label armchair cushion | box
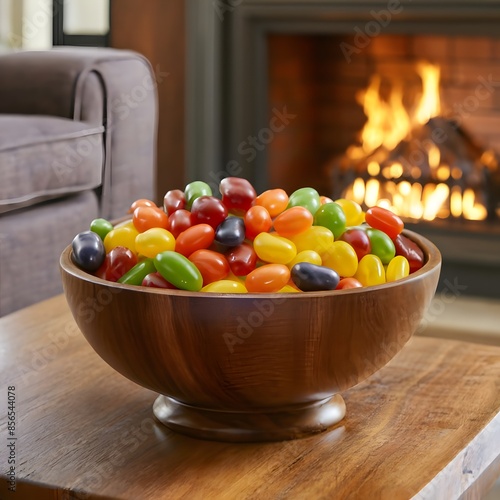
[0,116,104,213]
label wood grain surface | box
[1,295,500,499]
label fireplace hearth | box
[187,0,500,297]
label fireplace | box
[186,1,500,297]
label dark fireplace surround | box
[186,1,500,297]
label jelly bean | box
[190,196,228,229]
[226,242,258,276]
[163,189,186,215]
[72,231,106,272]
[336,277,363,290]
[253,232,296,265]
[365,206,404,240]
[313,202,346,239]
[287,187,321,215]
[289,226,334,254]
[135,228,175,258]
[142,272,177,289]
[104,225,139,254]
[291,262,340,291]
[219,177,257,214]
[355,254,385,287]
[321,241,358,277]
[184,180,212,209]
[278,284,301,293]
[175,224,215,257]
[244,205,272,240]
[320,195,334,205]
[335,199,364,226]
[104,246,138,282]
[167,209,193,238]
[214,216,246,247]
[366,228,396,264]
[254,188,289,217]
[189,249,230,285]
[245,264,291,293]
[154,251,203,291]
[339,228,371,261]
[90,218,113,241]
[133,206,169,233]
[118,258,156,286]
[287,250,322,269]
[386,255,410,282]
[201,280,247,293]
[274,206,313,238]
[394,234,424,273]
[128,198,157,213]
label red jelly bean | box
[167,209,193,238]
[394,234,425,273]
[365,206,404,240]
[190,196,228,229]
[142,272,177,288]
[104,246,137,282]
[175,224,215,257]
[163,189,186,215]
[339,229,371,261]
[219,177,256,214]
[189,249,230,285]
[226,242,257,276]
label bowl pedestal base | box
[153,394,346,442]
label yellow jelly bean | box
[135,228,175,258]
[335,198,365,226]
[355,254,385,287]
[201,280,247,293]
[253,232,296,265]
[104,225,139,254]
[322,241,358,277]
[278,284,301,293]
[289,226,334,254]
[287,250,322,269]
[386,255,410,282]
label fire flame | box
[344,62,488,221]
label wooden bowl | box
[60,229,441,442]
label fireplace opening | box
[266,33,500,297]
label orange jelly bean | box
[175,224,215,257]
[273,206,313,238]
[245,264,291,293]
[254,188,289,217]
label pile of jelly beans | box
[71,177,425,293]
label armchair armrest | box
[0,48,158,218]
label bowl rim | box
[60,228,441,299]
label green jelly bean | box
[118,258,157,286]
[154,251,203,291]
[90,218,114,241]
[366,228,396,264]
[184,181,212,209]
[313,202,346,239]
[287,187,321,215]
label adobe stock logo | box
[340,0,407,62]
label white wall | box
[64,0,109,35]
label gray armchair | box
[0,47,157,316]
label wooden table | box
[1,295,500,500]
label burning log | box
[328,63,500,222]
